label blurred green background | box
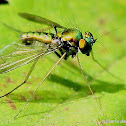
[0,0,126,125]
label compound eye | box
[79,39,86,49]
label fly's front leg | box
[53,26,58,39]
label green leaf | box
[0,0,126,125]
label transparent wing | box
[18,13,66,29]
[0,40,59,74]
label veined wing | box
[0,40,59,74]
[18,13,66,29]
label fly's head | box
[85,31,97,45]
[79,31,97,56]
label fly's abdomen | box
[20,32,53,45]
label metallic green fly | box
[0,13,120,118]
[0,13,97,93]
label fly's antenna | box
[97,26,121,39]
[91,50,123,81]
[2,22,21,33]
[94,26,122,54]
[95,40,109,54]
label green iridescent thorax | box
[61,29,83,45]
[73,29,83,41]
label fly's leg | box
[59,48,68,60]
[54,51,61,58]
[54,49,68,60]
[54,26,57,35]
[14,52,66,119]
[91,50,122,81]
[34,54,104,125]
[76,54,104,116]
[0,53,40,98]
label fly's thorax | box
[20,32,54,45]
[61,28,83,46]
[55,28,83,59]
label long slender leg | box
[54,51,61,58]
[76,54,104,116]
[91,50,122,81]
[54,26,57,35]
[14,52,66,119]
[0,53,40,98]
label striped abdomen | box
[20,32,54,45]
